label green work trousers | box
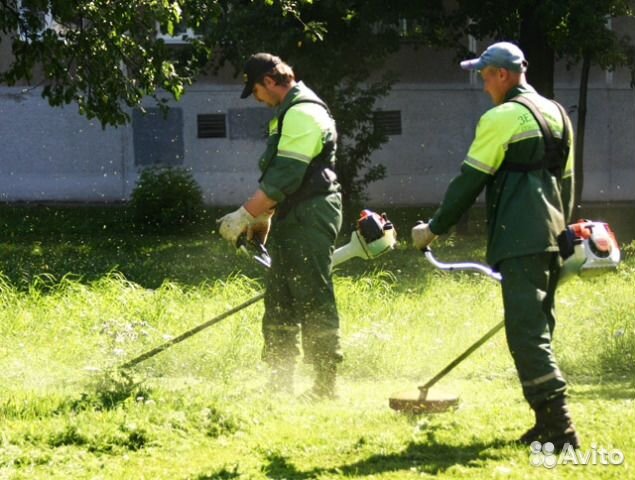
[498,252,568,408]
[262,192,343,368]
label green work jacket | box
[258,82,338,206]
[429,84,575,267]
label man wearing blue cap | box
[411,42,579,450]
[217,53,343,399]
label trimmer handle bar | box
[422,247,502,282]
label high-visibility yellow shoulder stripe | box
[463,96,573,176]
[276,105,332,163]
[464,155,497,175]
[508,129,541,144]
[463,103,520,174]
[277,150,312,163]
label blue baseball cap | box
[460,42,528,73]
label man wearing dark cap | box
[411,42,579,450]
[218,53,342,399]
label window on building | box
[228,108,273,140]
[197,114,227,138]
[133,108,185,166]
[373,110,402,136]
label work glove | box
[248,211,273,244]
[411,222,438,250]
[217,206,254,245]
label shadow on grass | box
[0,204,258,289]
[192,465,240,479]
[261,438,510,479]
[571,380,635,401]
[0,234,263,290]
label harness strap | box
[502,96,570,174]
[277,99,331,135]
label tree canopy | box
[4,0,634,127]
[1,0,218,126]
[402,1,635,98]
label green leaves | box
[130,166,205,231]
[0,0,206,127]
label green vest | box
[258,82,339,216]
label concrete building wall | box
[2,79,634,206]
[367,84,635,206]
[173,86,269,205]
[0,89,132,201]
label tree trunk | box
[519,4,555,98]
[573,53,591,218]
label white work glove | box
[411,222,438,250]
[247,211,273,245]
[217,206,254,245]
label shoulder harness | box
[276,98,332,135]
[501,95,571,174]
[267,98,340,219]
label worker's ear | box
[262,75,277,89]
[501,68,520,83]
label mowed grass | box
[0,204,634,479]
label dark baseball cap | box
[240,53,282,99]
[460,42,528,73]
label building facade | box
[1,38,634,206]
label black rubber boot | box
[314,362,337,399]
[519,409,542,444]
[300,362,337,401]
[519,395,580,451]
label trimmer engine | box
[559,220,621,282]
[331,210,397,265]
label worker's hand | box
[217,206,255,245]
[411,222,438,250]
[248,211,273,245]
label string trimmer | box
[119,210,397,370]
[389,218,621,414]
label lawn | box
[0,204,633,479]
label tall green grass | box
[1,205,633,479]
[1,236,632,396]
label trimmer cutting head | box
[389,388,459,414]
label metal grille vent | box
[197,113,227,138]
[373,110,402,136]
